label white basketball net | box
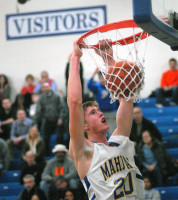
[80,26,149,103]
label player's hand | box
[72,39,83,58]
[95,39,113,57]
[94,39,115,66]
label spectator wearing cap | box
[21,74,36,111]
[40,144,78,200]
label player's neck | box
[88,132,108,145]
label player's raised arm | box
[67,40,85,159]
[112,97,133,137]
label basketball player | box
[67,39,144,200]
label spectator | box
[34,71,57,94]
[65,52,84,97]
[7,109,33,159]
[0,74,11,106]
[63,190,75,200]
[18,174,47,200]
[21,74,36,110]
[137,130,177,187]
[29,94,39,120]
[20,151,45,186]
[40,144,78,200]
[0,138,10,174]
[155,58,178,107]
[144,176,161,200]
[56,90,70,148]
[0,98,16,140]
[130,106,162,146]
[22,125,45,162]
[12,94,27,114]
[87,68,117,136]
[35,82,66,155]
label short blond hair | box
[82,101,99,115]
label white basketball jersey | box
[82,135,144,200]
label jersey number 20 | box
[114,172,134,199]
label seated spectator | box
[62,189,76,200]
[155,58,178,107]
[137,130,178,187]
[18,174,47,200]
[22,125,45,162]
[12,94,27,114]
[0,74,11,107]
[35,82,66,155]
[130,106,162,147]
[7,109,33,159]
[34,71,57,94]
[87,68,117,136]
[21,74,36,111]
[144,176,161,200]
[0,138,10,174]
[40,144,79,200]
[29,94,39,120]
[0,98,16,140]
[20,151,45,186]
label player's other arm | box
[112,97,133,137]
[67,39,86,159]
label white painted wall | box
[0,0,178,101]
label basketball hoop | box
[78,19,150,103]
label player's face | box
[84,106,109,133]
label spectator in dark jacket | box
[0,138,10,173]
[130,106,162,146]
[20,151,45,186]
[18,174,47,200]
[22,125,45,162]
[35,82,66,155]
[137,130,177,187]
[0,74,11,107]
[0,98,16,140]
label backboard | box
[132,0,178,50]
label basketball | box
[105,61,142,96]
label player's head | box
[82,101,109,138]
[98,72,105,86]
[169,58,177,70]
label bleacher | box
[136,97,178,200]
[0,97,178,200]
